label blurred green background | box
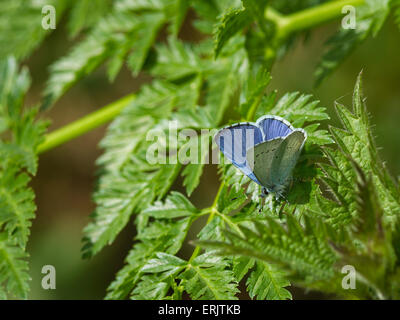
[25,13,399,299]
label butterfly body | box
[215,115,307,200]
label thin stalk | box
[188,181,225,264]
[37,94,135,154]
[266,0,365,39]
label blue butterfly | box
[214,115,307,200]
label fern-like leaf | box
[0,57,45,298]
[180,252,239,300]
[0,0,69,60]
[0,234,30,299]
[214,7,250,58]
[246,261,292,300]
[315,0,390,85]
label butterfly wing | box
[215,123,263,184]
[246,137,284,190]
[270,129,307,188]
[246,130,306,194]
[256,115,294,141]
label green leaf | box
[329,73,400,228]
[44,11,134,108]
[205,51,247,125]
[246,261,292,300]
[214,7,250,58]
[106,218,191,299]
[181,134,211,196]
[0,162,35,248]
[393,0,400,30]
[67,0,112,38]
[350,158,382,238]
[141,252,187,274]
[180,252,239,300]
[0,57,46,298]
[0,57,30,120]
[182,164,205,197]
[0,57,47,174]
[142,192,198,219]
[126,12,166,76]
[238,68,271,118]
[83,79,208,257]
[0,234,30,299]
[151,37,203,80]
[198,215,337,283]
[264,92,329,128]
[44,3,168,108]
[130,274,171,300]
[233,256,255,281]
[315,0,390,85]
[241,0,269,27]
[0,57,46,250]
[0,0,69,60]
[170,0,190,36]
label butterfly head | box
[262,183,288,201]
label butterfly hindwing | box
[270,130,307,188]
[214,123,263,185]
[246,137,284,190]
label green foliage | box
[0,57,47,298]
[214,7,250,58]
[270,0,327,14]
[82,32,246,258]
[0,0,69,61]
[179,253,239,300]
[393,0,400,29]
[213,0,395,85]
[246,261,292,300]
[315,0,391,84]
[98,78,330,300]
[0,233,30,299]
[199,74,400,299]
[67,0,113,38]
[1,0,400,300]
[44,0,186,108]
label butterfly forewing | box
[256,116,294,141]
[214,123,263,185]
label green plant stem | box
[266,0,365,39]
[188,181,225,264]
[37,94,136,154]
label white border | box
[214,115,307,147]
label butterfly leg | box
[258,187,268,212]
